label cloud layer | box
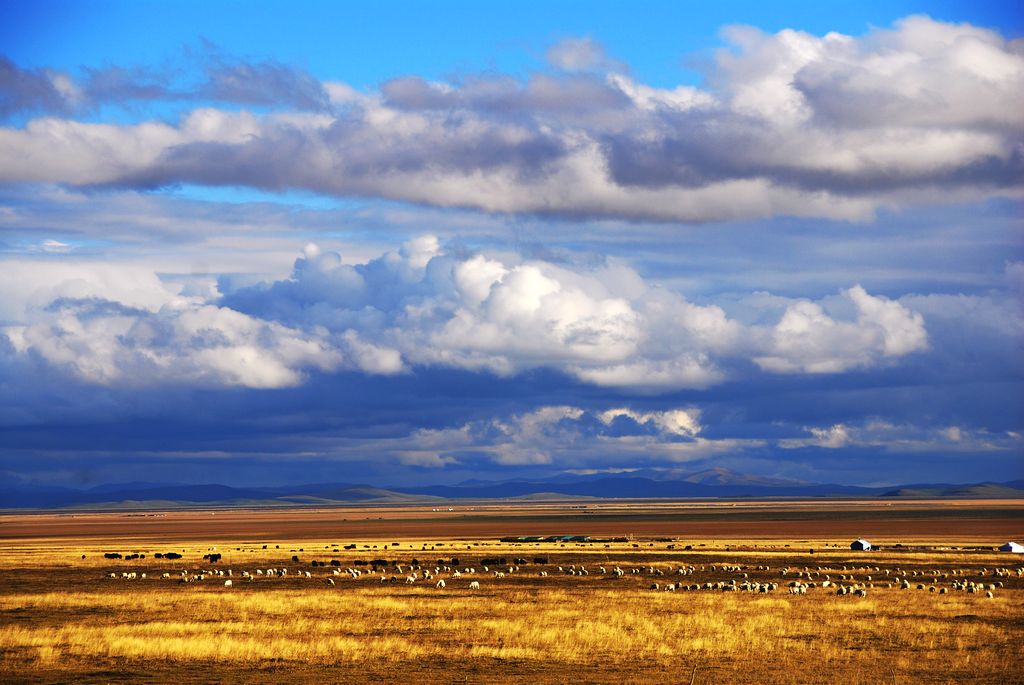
[3,238,928,392]
[2,16,1021,222]
[0,13,1021,488]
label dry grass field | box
[1,500,1022,684]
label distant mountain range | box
[2,468,1022,510]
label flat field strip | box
[1,500,1022,684]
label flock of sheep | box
[103,555,1022,600]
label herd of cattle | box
[101,552,1022,599]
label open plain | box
[1,500,1022,684]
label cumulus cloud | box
[753,285,928,373]
[0,239,932,392]
[1,16,1020,222]
[6,297,344,388]
[395,404,744,468]
[220,239,928,390]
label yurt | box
[850,539,872,551]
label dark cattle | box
[104,553,122,559]
[344,544,357,550]
[370,559,388,568]
[450,558,459,567]
[164,552,182,560]
[330,560,341,567]
[155,553,164,559]
[292,555,300,562]
[533,557,548,564]
[203,553,222,563]
[514,558,528,565]
[354,560,368,566]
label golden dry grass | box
[1,528,1022,683]
[0,497,1019,683]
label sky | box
[0,1,1021,489]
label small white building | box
[850,539,872,551]
[999,541,1023,553]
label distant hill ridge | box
[2,470,1022,510]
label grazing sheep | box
[436,579,446,589]
[224,580,232,587]
[469,581,480,590]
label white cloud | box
[396,404,741,468]
[0,16,1019,223]
[780,421,1022,453]
[598,407,701,436]
[546,37,614,72]
[0,239,933,391]
[753,285,927,374]
[12,298,343,388]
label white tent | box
[999,541,1023,553]
[850,539,872,551]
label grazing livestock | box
[436,579,446,589]
[224,580,232,587]
[469,581,480,590]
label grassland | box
[0,501,1021,684]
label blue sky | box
[0,1,1021,489]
